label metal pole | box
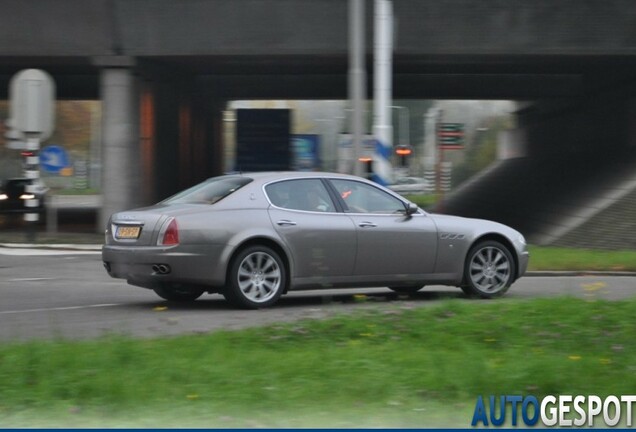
[23,134,41,242]
[89,101,101,190]
[348,0,366,177]
[46,195,57,235]
[372,0,393,185]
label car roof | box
[219,171,364,183]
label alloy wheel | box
[237,251,282,303]
[468,245,511,294]
[461,240,516,298]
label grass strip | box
[528,245,636,271]
[0,297,635,427]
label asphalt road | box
[1,248,635,341]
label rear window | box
[162,176,252,205]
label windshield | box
[161,176,252,205]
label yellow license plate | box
[115,226,141,239]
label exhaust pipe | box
[152,264,171,275]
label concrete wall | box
[1,0,635,57]
[441,85,636,244]
[0,0,112,56]
[395,0,636,55]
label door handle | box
[358,222,377,228]
[276,220,297,226]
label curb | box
[1,243,635,276]
[0,243,102,252]
[526,271,636,277]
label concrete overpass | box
[1,0,636,243]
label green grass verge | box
[1,297,635,427]
[51,188,100,196]
[528,245,636,272]
[402,193,437,209]
[403,195,636,272]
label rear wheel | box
[223,245,286,309]
[388,285,424,294]
[462,240,515,298]
[153,284,205,302]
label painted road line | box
[0,303,121,315]
[8,277,56,282]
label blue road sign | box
[291,134,320,171]
[40,145,69,173]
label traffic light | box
[395,145,412,167]
[358,156,373,179]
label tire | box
[153,284,205,302]
[462,240,515,299]
[223,245,286,309]
[388,285,424,294]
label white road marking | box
[0,303,121,315]
[8,277,56,282]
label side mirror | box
[405,202,419,216]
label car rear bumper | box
[102,244,227,288]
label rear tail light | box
[158,218,180,246]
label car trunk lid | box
[106,204,213,246]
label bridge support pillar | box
[98,66,140,232]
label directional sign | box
[438,123,465,147]
[40,145,69,173]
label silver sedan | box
[102,172,529,308]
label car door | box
[328,178,437,277]
[265,178,357,279]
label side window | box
[265,179,336,212]
[330,179,406,214]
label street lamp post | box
[348,0,366,177]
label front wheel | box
[462,240,515,298]
[153,284,205,302]
[223,245,286,309]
